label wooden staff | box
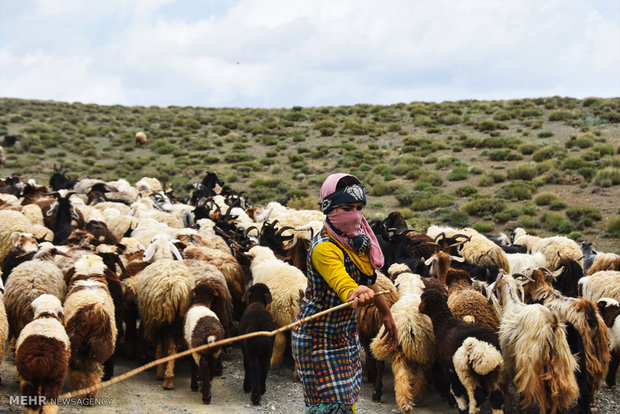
[59,290,391,399]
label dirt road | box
[1,344,618,414]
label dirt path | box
[1,344,618,414]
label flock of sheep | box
[0,170,618,414]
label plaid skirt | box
[291,327,361,406]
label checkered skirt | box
[292,229,363,406]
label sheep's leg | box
[162,338,176,390]
[489,386,504,414]
[448,371,468,414]
[190,356,199,392]
[259,353,270,396]
[392,356,415,414]
[411,367,427,405]
[365,346,377,384]
[270,332,286,369]
[40,381,61,414]
[605,349,619,388]
[372,358,385,403]
[249,354,262,405]
[199,357,212,404]
[20,380,41,412]
[155,341,165,380]
[243,349,251,393]
[103,354,114,381]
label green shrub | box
[537,131,554,138]
[521,203,539,215]
[313,120,337,136]
[455,185,478,197]
[604,216,620,237]
[448,167,469,181]
[549,200,567,210]
[498,181,537,200]
[541,212,573,233]
[566,205,602,223]
[534,192,560,205]
[518,214,541,228]
[507,164,538,180]
[372,182,391,196]
[594,168,620,187]
[462,197,506,216]
[473,223,494,233]
[548,110,575,122]
[410,193,455,211]
[519,143,539,155]
[448,211,471,227]
[533,146,563,162]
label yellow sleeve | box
[312,241,359,303]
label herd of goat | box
[0,169,618,414]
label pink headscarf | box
[320,173,384,270]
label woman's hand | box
[347,285,374,309]
[380,313,399,350]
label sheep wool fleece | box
[292,228,365,414]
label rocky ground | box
[1,343,618,414]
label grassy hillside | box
[1,96,619,252]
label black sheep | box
[238,283,275,406]
[419,289,504,414]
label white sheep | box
[137,235,193,389]
[371,264,435,413]
[511,227,542,253]
[248,245,307,369]
[531,235,583,271]
[587,253,620,275]
[578,270,620,303]
[426,225,510,271]
[0,210,35,264]
[4,243,66,341]
[506,251,548,275]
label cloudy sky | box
[1,0,619,109]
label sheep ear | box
[424,256,434,266]
[169,242,183,261]
[58,311,65,326]
[264,291,273,305]
[449,255,465,263]
[143,243,157,261]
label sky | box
[0,0,619,109]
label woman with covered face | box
[291,173,399,414]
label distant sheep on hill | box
[135,131,147,146]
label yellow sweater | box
[312,234,374,303]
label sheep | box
[419,288,504,414]
[511,227,542,252]
[1,232,39,283]
[248,245,307,369]
[135,131,147,146]
[370,264,435,413]
[135,176,162,195]
[184,280,226,404]
[427,225,510,272]
[445,267,500,334]
[137,235,193,389]
[0,278,7,385]
[581,242,599,274]
[488,273,579,413]
[182,245,234,337]
[587,253,620,275]
[4,243,66,341]
[238,283,275,406]
[356,271,399,403]
[596,298,620,388]
[63,254,117,398]
[15,294,70,414]
[531,235,583,272]
[522,267,610,412]
[578,270,620,304]
[0,210,34,264]
[505,251,547,274]
[255,201,325,239]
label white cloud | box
[0,0,618,108]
